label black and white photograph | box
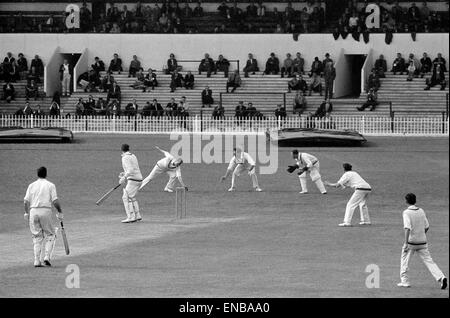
[0,0,448,309]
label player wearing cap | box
[398,193,447,289]
[288,150,327,194]
[119,144,143,223]
[324,163,371,227]
[139,146,188,193]
[221,147,262,192]
[23,166,63,267]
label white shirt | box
[228,152,256,170]
[63,64,70,75]
[402,205,429,244]
[24,178,58,209]
[295,153,318,169]
[122,152,143,180]
[337,171,371,190]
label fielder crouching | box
[221,147,262,192]
[119,144,143,223]
[288,150,327,194]
[23,166,63,267]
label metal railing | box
[219,92,287,109]
[0,114,447,136]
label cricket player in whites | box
[288,150,327,194]
[119,144,143,223]
[139,146,188,192]
[23,167,63,267]
[221,147,262,192]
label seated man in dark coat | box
[91,56,105,75]
[149,98,164,116]
[101,72,115,92]
[166,53,179,74]
[184,71,195,89]
[108,53,123,74]
[124,99,139,116]
[243,53,259,77]
[201,86,214,107]
[420,52,432,78]
[212,104,225,119]
[141,101,153,117]
[312,99,333,118]
[25,79,39,100]
[367,68,380,92]
[198,53,215,77]
[274,104,287,119]
[170,70,184,92]
[424,63,446,91]
[165,97,178,116]
[30,55,44,77]
[2,81,15,103]
[128,55,141,77]
[107,99,121,116]
[226,70,242,93]
[357,88,378,111]
[288,73,307,93]
[106,81,121,105]
[374,54,387,78]
[15,102,34,116]
[143,68,158,91]
[264,53,280,75]
[391,53,406,75]
[235,101,247,118]
[215,55,230,78]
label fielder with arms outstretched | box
[288,150,327,194]
[139,146,188,192]
[24,166,63,267]
[221,147,262,192]
[119,144,143,223]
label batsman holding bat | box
[119,144,143,223]
[287,150,327,194]
[23,167,64,267]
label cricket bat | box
[95,184,121,205]
[59,220,70,255]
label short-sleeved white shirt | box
[24,178,58,209]
[337,171,371,190]
[403,205,429,244]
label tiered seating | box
[0,79,46,113]
[61,70,375,116]
[373,72,449,115]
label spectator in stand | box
[392,53,406,75]
[94,97,107,115]
[310,55,323,76]
[184,71,195,89]
[130,68,145,90]
[312,99,333,118]
[201,86,214,108]
[246,2,258,17]
[420,52,432,78]
[141,101,152,117]
[91,57,105,75]
[218,1,229,17]
[3,52,17,82]
[128,55,141,78]
[166,53,179,74]
[425,62,446,91]
[235,101,247,119]
[274,104,287,119]
[420,2,430,20]
[226,70,242,93]
[293,90,307,115]
[293,52,305,75]
[108,99,121,116]
[34,104,44,116]
[212,104,225,119]
[408,53,422,78]
[246,102,259,118]
[257,2,266,17]
[265,53,280,75]
[357,88,378,111]
[367,68,380,92]
[193,2,204,17]
[108,53,123,74]
[30,55,44,78]
[348,12,359,32]
[15,101,34,116]
[85,95,96,114]
[216,55,230,78]
[181,2,193,18]
[106,81,121,105]
[59,59,71,97]
[406,61,416,82]
[288,73,307,94]
[2,81,15,103]
[101,71,115,92]
[165,97,178,116]
[178,96,190,117]
[26,79,39,100]
[17,53,28,80]
[374,54,387,78]
[322,54,336,100]
[243,53,259,77]
[124,98,139,117]
[170,69,184,92]
[80,1,92,32]
[49,92,61,116]
[199,53,215,78]
[309,73,323,96]
[143,68,158,91]
[75,98,86,116]
[407,2,421,27]
[281,53,294,78]
[432,53,447,72]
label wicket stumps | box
[175,187,187,219]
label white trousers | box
[29,208,56,262]
[231,164,259,189]
[144,164,180,190]
[400,244,445,284]
[122,180,141,219]
[343,189,371,224]
[62,73,71,95]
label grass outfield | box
[0,134,448,298]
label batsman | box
[287,150,327,194]
[119,144,143,223]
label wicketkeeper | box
[139,146,188,192]
[221,147,262,192]
[23,166,63,267]
[287,150,327,194]
[119,144,143,223]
